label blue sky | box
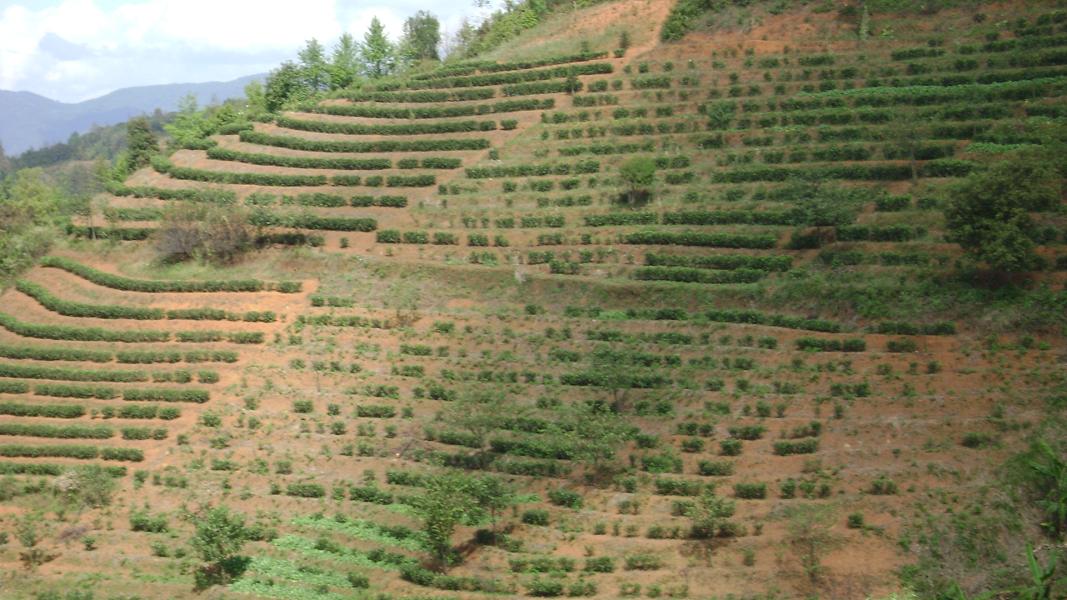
[0,0,495,103]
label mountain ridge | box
[0,74,263,156]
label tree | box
[164,94,210,148]
[687,489,735,539]
[440,387,509,452]
[414,473,479,567]
[400,11,441,61]
[192,506,248,587]
[53,466,117,510]
[298,38,329,91]
[264,61,311,112]
[330,33,361,90]
[155,203,253,264]
[561,400,632,476]
[361,17,396,78]
[944,153,1060,275]
[468,475,516,536]
[125,116,158,172]
[784,503,840,585]
[618,156,656,203]
[243,80,267,115]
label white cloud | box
[0,0,494,102]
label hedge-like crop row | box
[328,174,436,187]
[240,130,489,153]
[871,321,956,335]
[703,309,842,333]
[0,402,85,418]
[276,115,496,135]
[466,160,599,178]
[644,253,792,272]
[0,311,170,343]
[836,225,925,242]
[116,350,238,364]
[332,88,495,102]
[0,422,113,439]
[17,280,163,320]
[112,405,180,420]
[0,381,30,394]
[41,256,298,293]
[795,337,867,352]
[412,51,607,80]
[662,210,811,227]
[123,388,209,403]
[632,267,766,284]
[0,362,149,383]
[0,343,111,363]
[710,161,975,183]
[558,141,655,156]
[153,156,327,186]
[249,210,378,232]
[206,146,392,170]
[583,212,658,227]
[351,195,407,207]
[311,97,551,118]
[0,444,142,461]
[66,226,152,241]
[405,62,613,90]
[0,462,126,476]
[108,183,236,204]
[0,312,257,345]
[502,79,579,96]
[35,383,116,399]
[622,231,777,249]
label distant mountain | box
[0,74,263,156]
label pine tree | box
[125,116,158,172]
[298,38,329,91]
[329,33,360,90]
[361,17,395,78]
[400,11,441,61]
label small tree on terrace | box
[192,506,249,588]
[415,472,479,568]
[618,156,656,204]
[125,116,158,172]
[944,152,1061,278]
[688,489,735,539]
[440,387,509,453]
[784,503,840,586]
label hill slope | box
[0,1,1064,599]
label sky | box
[0,0,496,103]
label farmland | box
[0,1,1065,599]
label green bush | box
[773,438,820,455]
[0,311,170,343]
[733,482,767,499]
[152,156,326,187]
[0,343,111,363]
[311,97,551,118]
[241,129,489,152]
[207,146,391,170]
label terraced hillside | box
[2,1,1066,599]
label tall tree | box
[944,152,1060,275]
[361,17,395,78]
[400,11,441,61]
[264,61,311,112]
[164,94,209,148]
[330,33,361,90]
[414,473,479,567]
[125,116,158,172]
[298,38,329,91]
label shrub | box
[547,488,583,509]
[522,509,550,525]
[734,483,767,499]
[773,439,820,455]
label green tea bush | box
[241,129,489,152]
